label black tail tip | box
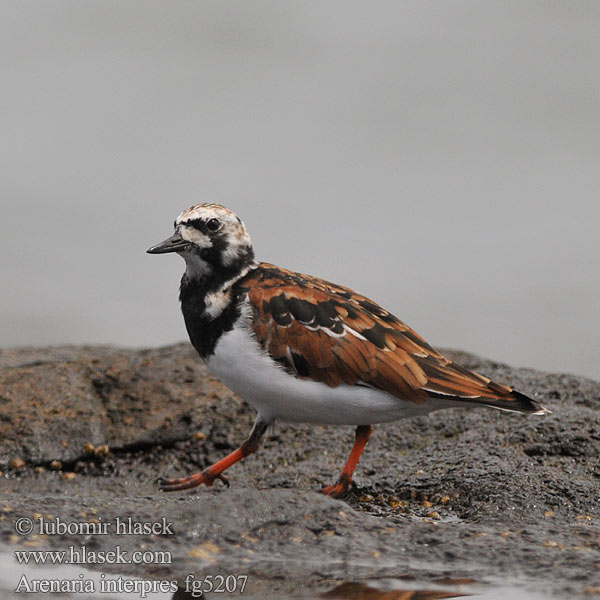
[501,390,551,415]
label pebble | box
[9,458,25,470]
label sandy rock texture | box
[0,344,598,599]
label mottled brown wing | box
[239,263,541,411]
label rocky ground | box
[0,344,598,599]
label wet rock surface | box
[0,344,598,598]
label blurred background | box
[1,2,598,380]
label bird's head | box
[147,203,255,283]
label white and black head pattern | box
[174,203,255,286]
[146,203,258,357]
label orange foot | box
[320,475,353,498]
[158,471,229,492]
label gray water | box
[1,2,599,380]
[0,546,555,599]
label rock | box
[0,344,598,599]
[0,344,241,469]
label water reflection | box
[169,575,555,600]
[321,581,465,599]
[171,581,465,600]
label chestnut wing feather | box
[239,263,529,407]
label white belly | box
[205,320,453,425]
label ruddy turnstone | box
[148,204,548,497]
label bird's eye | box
[206,218,221,232]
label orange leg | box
[159,418,270,492]
[321,425,373,498]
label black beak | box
[147,232,190,254]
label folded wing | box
[239,263,546,414]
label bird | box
[147,203,549,497]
